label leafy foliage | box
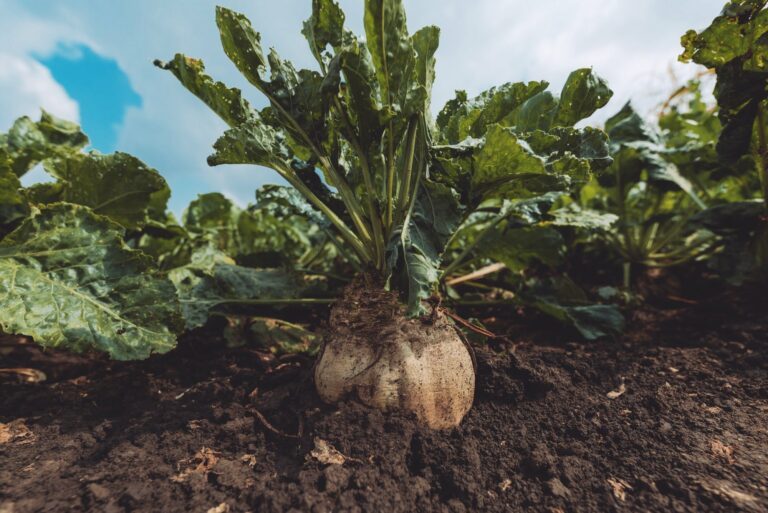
[577,100,718,286]
[680,0,768,280]
[0,115,185,359]
[159,1,616,327]
[0,204,181,360]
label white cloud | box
[0,54,80,129]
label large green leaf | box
[216,6,331,149]
[364,0,413,112]
[0,111,88,177]
[436,81,549,144]
[26,152,171,229]
[484,226,565,271]
[0,204,181,360]
[680,2,768,166]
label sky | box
[0,0,725,215]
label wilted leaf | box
[309,437,346,465]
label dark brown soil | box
[1,289,767,513]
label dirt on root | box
[0,288,767,513]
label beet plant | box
[680,0,768,280]
[157,0,613,428]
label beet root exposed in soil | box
[314,278,475,429]
[1,288,767,513]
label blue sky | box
[38,44,142,151]
[0,0,725,215]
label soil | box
[1,285,767,513]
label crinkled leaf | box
[207,118,291,168]
[154,54,256,126]
[0,111,88,177]
[303,0,346,65]
[436,81,549,144]
[216,7,331,149]
[681,3,768,166]
[255,184,329,228]
[0,204,181,359]
[28,152,171,229]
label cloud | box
[0,54,80,129]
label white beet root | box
[314,280,475,430]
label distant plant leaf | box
[224,316,318,355]
[524,276,625,340]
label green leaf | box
[224,316,318,355]
[524,276,625,340]
[0,156,29,232]
[553,68,614,127]
[472,125,548,198]
[483,226,565,271]
[207,117,291,169]
[337,39,385,149]
[364,0,413,110]
[389,180,463,315]
[170,247,308,329]
[216,7,331,148]
[154,54,257,126]
[550,205,618,230]
[0,111,88,177]
[690,199,766,235]
[27,152,171,230]
[680,2,768,70]
[0,204,181,360]
[303,0,346,65]
[436,81,549,143]
[255,184,329,228]
[215,7,269,86]
[604,104,706,207]
[680,3,768,169]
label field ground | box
[1,284,766,513]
